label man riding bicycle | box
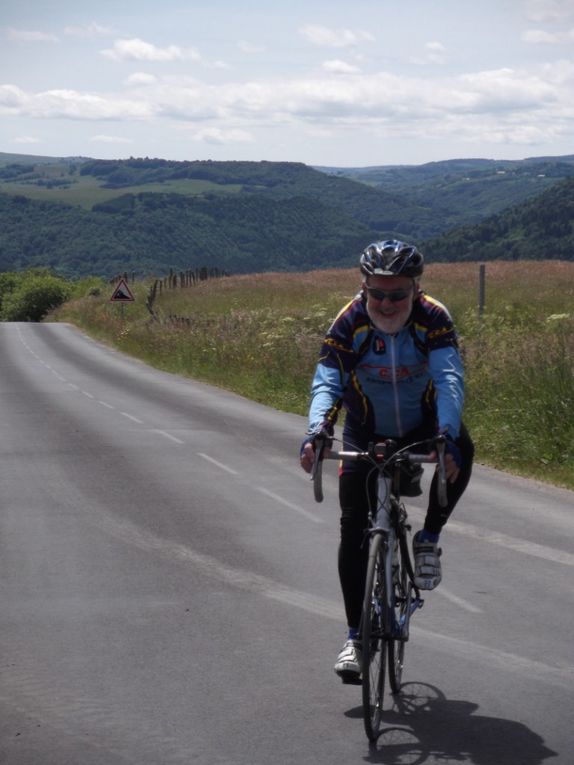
[300,240,474,682]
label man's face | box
[363,274,416,334]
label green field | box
[0,170,243,209]
[52,261,574,490]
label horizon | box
[3,148,574,171]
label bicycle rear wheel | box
[361,532,387,743]
[388,535,412,694]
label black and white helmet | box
[360,240,424,278]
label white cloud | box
[90,134,133,144]
[299,25,374,48]
[125,72,159,86]
[101,38,201,63]
[6,27,59,42]
[191,127,254,145]
[2,60,572,154]
[526,0,574,22]
[64,22,117,38]
[322,60,360,75]
[12,135,41,144]
[0,84,153,120]
[522,27,574,42]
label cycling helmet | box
[360,239,424,278]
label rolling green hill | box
[318,156,574,228]
[1,152,573,279]
[423,175,574,261]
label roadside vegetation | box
[51,261,574,490]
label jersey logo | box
[373,337,386,355]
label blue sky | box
[1,0,573,166]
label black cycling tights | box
[338,424,474,630]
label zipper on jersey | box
[389,335,403,436]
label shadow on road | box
[345,682,557,765]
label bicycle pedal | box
[340,673,362,686]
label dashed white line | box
[435,586,482,613]
[81,391,95,399]
[98,401,115,410]
[257,487,325,524]
[197,452,239,475]
[120,412,144,424]
[153,430,184,444]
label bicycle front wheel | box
[361,532,387,743]
[388,535,412,694]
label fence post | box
[478,263,486,318]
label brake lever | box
[311,436,326,503]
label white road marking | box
[197,452,239,475]
[120,412,143,424]
[98,400,115,409]
[435,586,482,613]
[257,487,325,524]
[153,430,184,444]
[92,509,574,691]
[82,391,95,399]
[447,519,574,567]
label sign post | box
[110,279,135,322]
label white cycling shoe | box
[334,639,362,683]
[413,530,442,590]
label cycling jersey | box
[307,289,464,441]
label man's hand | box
[300,441,316,474]
[300,433,332,474]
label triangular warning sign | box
[110,279,135,302]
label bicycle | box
[311,433,447,743]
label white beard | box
[366,303,409,334]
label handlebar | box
[311,435,448,508]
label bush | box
[1,273,72,321]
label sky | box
[1,0,574,167]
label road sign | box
[110,279,135,302]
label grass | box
[52,262,574,490]
[0,169,243,209]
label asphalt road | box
[1,321,572,765]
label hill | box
[1,152,573,278]
[317,156,574,228]
[423,175,574,261]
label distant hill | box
[423,175,574,261]
[0,152,573,278]
[317,156,574,229]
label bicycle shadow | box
[345,682,557,765]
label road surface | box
[1,322,572,764]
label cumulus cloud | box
[522,27,574,42]
[125,72,159,86]
[299,24,374,48]
[322,60,360,75]
[101,38,202,62]
[6,27,58,42]
[64,22,117,38]
[191,127,254,144]
[1,61,572,152]
[12,135,41,144]
[0,84,153,120]
[526,0,574,22]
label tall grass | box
[53,263,574,489]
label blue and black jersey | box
[307,290,464,442]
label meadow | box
[53,261,574,489]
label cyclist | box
[300,240,474,682]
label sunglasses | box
[365,286,413,303]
